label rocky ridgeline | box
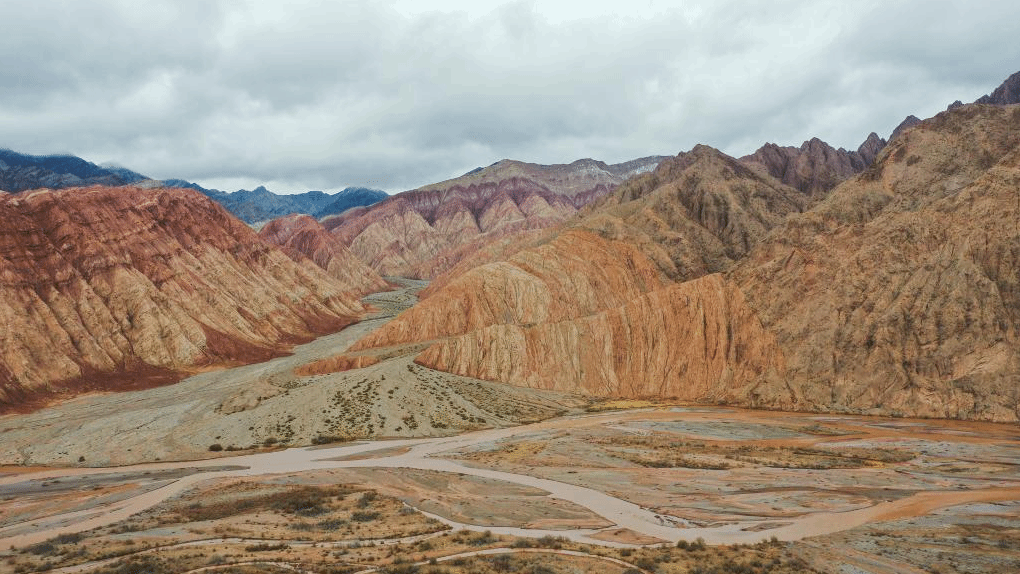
[321,156,668,279]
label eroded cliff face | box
[351,229,669,350]
[740,134,886,199]
[415,274,789,403]
[0,186,364,406]
[324,156,667,279]
[732,104,1020,421]
[258,214,388,296]
[587,145,806,279]
[350,145,803,361]
[347,105,1020,421]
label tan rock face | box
[324,156,666,279]
[587,145,806,279]
[258,214,388,296]
[355,106,1020,421]
[416,274,788,403]
[351,229,669,350]
[732,104,1020,421]
[353,145,803,369]
[0,186,364,407]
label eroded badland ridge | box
[321,156,667,278]
[349,103,1020,422]
[0,186,364,407]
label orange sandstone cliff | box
[348,105,1020,421]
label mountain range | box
[0,185,365,408]
[339,71,1020,422]
[183,183,389,224]
[1,70,1019,422]
[322,156,669,278]
[0,153,388,224]
[0,149,149,193]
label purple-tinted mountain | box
[975,71,1020,105]
[740,133,886,199]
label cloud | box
[1,0,1018,193]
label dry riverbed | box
[1,407,1019,573]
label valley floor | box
[1,406,1019,573]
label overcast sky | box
[2,0,1018,194]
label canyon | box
[1,68,1019,574]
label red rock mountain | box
[258,214,388,296]
[346,104,1020,422]
[351,144,804,354]
[740,133,886,199]
[0,186,365,407]
[732,104,1020,421]
[322,156,667,278]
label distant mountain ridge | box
[188,184,388,224]
[975,70,1020,105]
[0,149,150,192]
[0,150,388,224]
[741,133,886,199]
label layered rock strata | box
[324,156,667,278]
[352,104,1020,421]
[258,214,388,296]
[0,186,363,406]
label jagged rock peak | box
[975,70,1020,105]
[740,134,880,199]
[890,115,923,141]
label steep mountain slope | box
[417,274,786,400]
[258,214,389,296]
[349,104,1020,422]
[731,103,1020,421]
[741,134,886,199]
[350,145,804,353]
[324,156,667,278]
[0,149,149,193]
[975,71,1020,105]
[0,186,364,408]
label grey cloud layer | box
[2,0,1018,192]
